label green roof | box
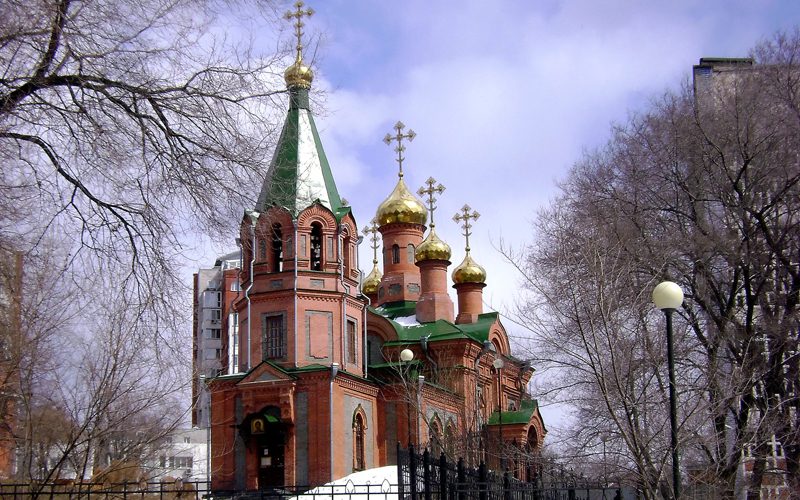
[371,304,499,344]
[256,87,346,220]
[486,399,539,426]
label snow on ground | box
[293,467,399,500]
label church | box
[204,3,546,490]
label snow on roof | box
[293,466,399,500]
[392,315,420,327]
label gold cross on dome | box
[453,204,480,250]
[383,121,416,178]
[417,177,446,227]
[284,1,314,59]
[361,218,381,264]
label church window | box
[343,236,352,274]
[407,244,415,263]
[392,244,400,264]
[429,419,442,457]
[367,334,383,365]
[310,223,322,271]
[262,314,285,360]
[444,423,456,459]
[347,319,357,364]
[353,410,367,471]
[270,224,283,272]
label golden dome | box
[362,263,382,295]
[415,227,451,262]
[376,178,428,227]
[284,54,314,89]
[452,250,486,284]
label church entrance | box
[247,406,287,488]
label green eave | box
[486,399,539,426]
[372,305,499,345]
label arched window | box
[428,419,442,457]
[353,411,367,471]
[343,235,352,274]
[270,224,282,273]
[310,223,323,271]
[407,244,415,263]
[392,244,400,264]
[444,423,456,459]
[366,334,384,365]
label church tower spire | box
[414,177,454,322]
[255,1,344,218]
[452,204,486,324]
[375,121,427,305]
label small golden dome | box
[284,54,314,89]
[376,178,428,227]
[452,250,486,284]
[362,263,382,295]
[415,227,451,262]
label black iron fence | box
[0,479,210,500]
[1,448,639,500]
[397,444,639,500]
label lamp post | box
[493,357,505,470]
[653,281,683,500]
[400,348,414,447]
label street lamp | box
[493,357,505,470]
[400,348,414,447]
[653,281,683,500]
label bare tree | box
[0,0,291,313]
[0,0,302,482]
[511,30,800,500]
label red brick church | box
[205,4,545,489]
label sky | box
[212,0,800,425]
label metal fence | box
[396,444,639,500]
[0,480,210,500]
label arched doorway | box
[245,406,287,488]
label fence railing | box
[396,443,638,500]
[0,480,210,500]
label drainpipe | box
[293,219,298,369]
[355,236,368,377]
[231,238,244,374]
[338,225,350,370]
[244,210,260,372]
[330,362,339,480]
[420,335,438,380]
[517,361,534,392]
[473,340,494,462]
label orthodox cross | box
[453,204,480,251]
[362,218,381,264]
[284,1,314,58]
[417,177,446,228]
[383,121,416,178]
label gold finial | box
[285,1,314,61]
[362,218,381,265]
[417,177,445,228]
[383,121,417,178]
[453,204,480,251]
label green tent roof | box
[256,88,348,220]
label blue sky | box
[220,0,799,424]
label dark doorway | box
[252,406,286,489]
